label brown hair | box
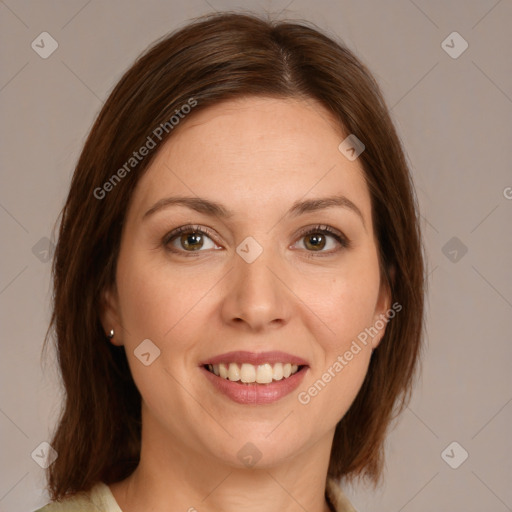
[42,10,425,501]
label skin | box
[101,96,391,512]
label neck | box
[110,407,336,512]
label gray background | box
[1,1,511,511]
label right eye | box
[163,225,222,255]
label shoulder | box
[33,482,122,512]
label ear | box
[371,265,394,350]
[99,285,124,346]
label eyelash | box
[162,224,350,258]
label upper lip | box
[199,350,309,367]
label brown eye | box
[304,233,327,251]
[179,232,205,251]
[293,225,350,254]
[164,225,220,254]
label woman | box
[36,10,425,512]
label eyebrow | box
[143,194,366,229]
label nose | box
[220,245,291,332]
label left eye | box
[296,232,337,251]
[292,226,348,253]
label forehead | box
[129,96,371,222]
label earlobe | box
[100,286,123,346]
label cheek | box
[116,247,216,345]
[116,247,174,340]
[328,279,379,349]
[296,262,379,419]
[114,251,202,406]
[295,248,382,351]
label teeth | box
[256,363,273,384]
[228,362,240,381]
[208,362,302,383]
[273,362,284,380]
[219,363,228,379]
[240,363,256,383]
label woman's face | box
[102,96,390,469]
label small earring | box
[107,329,115,339]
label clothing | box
[35,477,357,511]
[325,477,358,512]
[34,482,122,511]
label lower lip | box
[200,365,308,405]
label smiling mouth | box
[203,362,307,385]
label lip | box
[198,350,310,367]
[200,364,308,405]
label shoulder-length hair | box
[42,10,425,501]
